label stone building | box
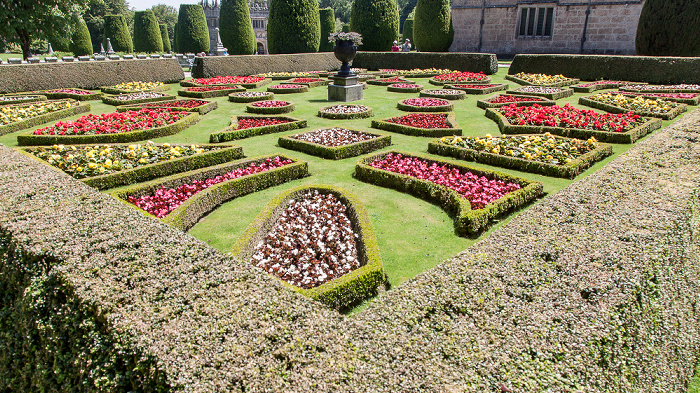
[450,0,644,56]
[200,0,269,54]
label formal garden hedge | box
[579,96,688,120]
[209,115,307,142]
[278,128,391,160]
[0,100,91,136]
[133,10,164,53]
[176,4,210,54]
[231,184,386,310]
[41,89,103,101]
[178,86,246,98]
[352,52,498,75]
[267,0,321,54]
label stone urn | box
[333,39,357,77]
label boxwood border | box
[476,94,555,109]
[100,84,170,94]
[230,184,386,311]
[571,81,641,93]
[427,135,613,179]
[41,90,103,101]
[266,84,309,94]
[0,100,91,136]
[354,150,543,235]
[0,94,47,104]
[180,78,271,89]
[17,111,199,146]
[318,105,373,120]
[619,85,700,93]
[419,89,467,100]
[110,154,309,231]
[621,92,700,106]
[371,112,462,137]
[278,128,391,160]
[228,91,274,103]
[246,101,295,114]
[116,99,219,115]
[505,74,580,87]
[367,77,413,86]
[485,108,662,144]
[101,93,174,106]
[444,83,508,95]
[505,87,574,100]
[428,76,492,86]
[578,96,688,120]
[209,115,307,142]
[284,79,330,88]
[387,83,424,93]
[397,98,454,112]
[178,86,246,98]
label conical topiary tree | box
[219,0,256,55]
[159,23,171,52]
[413,0,453,52]
[176,4,210,54]
[319,8,335,52]
[350,0,399,51]
[267,0,321,54]
[133,10,164,53]
[103,14,133,53]
[71,19,94,56]
[403,18,414,43]
[635,0,700,56]
[173,22,179,53]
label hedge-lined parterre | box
[116,99,218,115]
[619,83,700,93]
[209,115,307,142]
[367,77,413,86]
[571,80,640,93]
[444,83,508,95]
[100,81,169,94]
[285,78,330,88]
[245,100,295,114]
[428,71,491,85]
[419,89,466,100]
[579,92,687,120]
[181,75,268,87]
[476,94,555,109]
[228,91,275,103]
[371,112,461,137]
[101,92,173,106]
[42,88,104,101]
[387,83,424,93]
[506,86,575,100]
[266,84,309,94]
[397,97,454,112]
[178,85,246,98]
[0,94,47,104]
[318,104,373,119]
[279,127,391,160]
[0,99,91,136]
[621,92,700,106]
[506,72,580,87]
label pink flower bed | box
[385,113,450,129]
[433,72,488,82]
[402,98,450,107]
[577,80,627,87]
[33,108,186,136]
[45,89,93,95]
[452,84,500,89]
[236,117,291,129]
[270,84,305,89]
[487,95,545,104]
[289,78,323,83]
[192,75,265,85]
[624,92,698,99]
[185,86,242,92]
[250,100,290,108]
[390,83,421,89]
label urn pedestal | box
[328,40,363,102]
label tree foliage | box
[635,0,700,56]
[399,0,417,33]
[104,14,133,53]
[318,0,351,23]
[413,0,453,52]
[219,0,257,55]
[268,0,321,54]
[84,0,130,55]
[319,8,335,52]
[150,4,178,48]
[159,23,171,52]
[176,4,210,54]
[71,18,93,56]
[402,18,413,43]
[350,0,399,51]
[133,10,163,53]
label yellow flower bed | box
[110,81,165,92]
[0,100,78,125]
[587,92,679,114]
[513,72,572,85]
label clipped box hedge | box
[505,74,580,88]
[178,86,246,98]
[110,154,308,231]
[444,83,508,95]
[18,143,243,190]
[570,81,643,93]
[100,84,170,95]
[278,128,391,160]
[419,89,466,100]
[116,99,219,115]
[622,92,700,106]
[0,100,91,136]
[351,52,498,75]
[485,108,662,144]
[17,112,199,146]
[505,87,574,100]
[41,90,104,101]
[228,91,274,103]
[191,53,341,78]
[246,101,295,114]
[427,136,613,179]
[476,94,556,109]
[101,93,174,106]
[209,115,307,142]
[0,94,47,104]
[318,105,373,120]
[230,184,386,310]
[355,150,543,235]
[371,112,461,137]
[397,99,453,112]
[578,96,688,121]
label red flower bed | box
[376,77,405,83]
[452,84,500,89]
[289,78,323,83]
[45,89,92,95]
[192,75,265,85]
[250,100,290,108]
[497,103,648,133]
[33,108,186,136]
[369,153,520,209]
[487,95,545,104]
[402,98,450,107]
[128,156,293,218]
[434,72,488,82]
[236,117,291,130]
[140,100,208,108]
[185,86,242,92]
[385,113,450,129]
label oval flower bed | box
[279,127,390,160]
[101,81,168,94]
[485,103,662,143]
[42,89,103,101]
[621,92,700,106]
[571,80,639,93]
[228,91,274,103]
[286,77,329,88]
[505,85,574,100]
[0,94,47,104]
[181,75,269,89]
[178,85,246,98]
[397,97,453,112]
[267,84,309,94]
[231,185,385,310]
[505,72,580,87]
[102,92,172,106]
[19,108,198,146]
[246,100,295,114]
[444,83,509,95]
[355,151,543,235]
[419,89,467,100]
[371,112,461,137]
[429,71,491,85]
[476,94,554,109]
[428,133,612,179]
[117,99,218,115]
[387,83,424,93]
[209,115,307,142]
[367,77,412,86]
[318,104,373,120]
[1,99,90,136]
[580,92,687,120]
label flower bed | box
[230,185,385,310]
[111,154,308,231]
[0,94,47,104]
[285,77,329,88]
[397,97,453,112]
[209,115,307,142]
[476,94,555,109]
[428,133,612,179]
[355,151,543,235]
[428,71,491,86]
[505,72,580,87]
[505,86,574,100]
[266,84,309,94]
[619,83,700,93]
[256,72,314,80]
[318,104,373,120]
[621,92,700,106]
[246,100,295,114]
[180,75,270,89]
[101,92,173,106]
[42,89,103,101]
[0,99,90,136]
[21,141,243,190]
[228,91,274,103]
[444,83,509,95]
[419,89,466,100]
[371,112,461,137]
[579,92,687,120]
[116,99,218,115]
[394,68,454,77]
[279,127,390,160]
[100,81,168,94]
[387,83,424,93]
[571,80,640,93]
[178,85,246,98]
[367,77,412,86]
[18,108,198,146]
[485,103,662,144]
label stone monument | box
[328,36,363,102]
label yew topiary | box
[413,0,454,52]
[177,4,210,54]
[341,23,350,33]
[350,0,399,51]
[71,19,94,56]
[267,0,321,54]
[159,23,171,52]
[133,10,164,53]
[403,18,414,43]
[219,0,257,55]
[173,22,179,53]
[319,8,335,52]
[103,15,133,53]
[635,0,700,56]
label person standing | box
[401,39,411,52]
[391,40,400,52]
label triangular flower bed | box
[209,115,307,142]
[231,185,386,311]
[0,99,91,136]
[371,112,461,137]
[578,93,687,120]
[279,127,391,160]
[505,72,580,88]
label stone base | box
[328,83,363,102]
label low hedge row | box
[622,93,700,106]
[387,84,423,93]
[230,184,386,310]
[101,93,173,106]
[111,154,309,231]
[354,150,543,235]
[245,102,295,114]
[228,91,274,103]
[419,89,466,100]
[267,85,309,94]
[571,81,641,93]
[278,129,391,160]
[177,86,245,98]
[397,99,453,112]
[17,112,199,146]
[318,105,373,120]
[0,100,91,136]
[116,99,219,115]
[371,112,461,137]
[100,84,170,95]
[428,77,492,86]
[619,85,700,94]
[191,53,341,78]
[180,80,271,89]
[476,94,555,109]
[367,78,412,86]
[285,79,329,88]
[0,94,47,104]
[505,74,580,88]
[485,108,662,144]
[42,90,103,101]
[350,52,498,75]
[578,96,688,121]
[427,137,613,179]
[209,115,307,142]
[18,143,243,190]
[506,87,574,100]
[445,83,508,95]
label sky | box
[129,0,200,11]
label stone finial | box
[106,38,115,55]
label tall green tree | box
[319,8,335,52]
[268,0,321,54]
[176,4,210,53]
[635,0,700,56]
[318,0,351,23]
[0,0,90,60]
[133,10,163,53]
[350,0,399,51]
[150,4,178,47]
[71,18,94,56]
[413,0,453,52]
[103,14,133,53]
[159,23,171,52]
[84,0,130,54]
[399,0,417,33]
[219,0,256,55]
[403,18,414,43]
[173,22,179,53]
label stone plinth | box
[328,75,363,102]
